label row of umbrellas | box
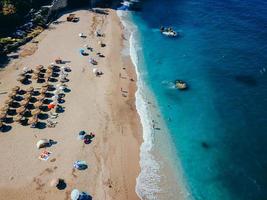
[0,63,69,128]
[0,84,56,125]
[17,65,59,84]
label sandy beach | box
[0,8,141,200]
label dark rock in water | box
[201,142,209,149]
[175,80,188,90]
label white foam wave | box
[117,10,162,200]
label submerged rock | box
[175,80,188,90]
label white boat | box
[162,31,177,37]
[160,26,178,37]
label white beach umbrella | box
[53,90,60,95]
[23,66,29,73]
[71,189,80,200]
[56,83,63,88]
[36,139,50,149]
[52,95,59,101]
[58,86,65,91]
[79,33,83,37]
[93,68,99,74]
[60,66,66,70]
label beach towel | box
[38,150,52,161]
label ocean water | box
[118,0,267,200]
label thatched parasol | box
[41,85,48,90]
[12,86,20,92]
[8,91,17,98]
[0,105,9,112]
[26,87,34,92]
[32,74,38,80]
[0,112,6,120]
[34,101,43,108]
[36,94,45,101]
[40,87,47,94]
[43,82,50,87]
[47,65,53,70]
[31,108,41,116]
[24,93,32,99]
[46,68,53,73]
[16,106,26,114]
[44,73,51,79]
[20,99,29,106]
[18,73,25,77]
[4,99,13,105]
[17,77,25,82]
[28,116,38,125]
[14,114,23,122]
[33,69,40,75]
[35,65,44,70]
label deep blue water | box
[131,0,267,199]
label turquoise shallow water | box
[120,0,267,199]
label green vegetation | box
[0,0,51,36]
[0,0,51,54]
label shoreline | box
[118,11,191,200]
[0,8,141,200]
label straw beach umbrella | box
[44,73,51,79]
[26,87,34,93]
[31,108,41,116]
[28,116,38,125]
[33,69,40,75]
[24,93,32,100]
[32,74,38,80]
[35,65,44,70]
[43,82,50,87]
[0,112,7,121]
[18,73,25,78]
[12,86,20,93]
[4,98,13,106]
[47,65,53,70]
[8,91,17,98]
[40,87,47,94]
[36,94,45,101]
[16,106,25,114]
[34,101,43,108]
[20,99,29,107]
[46,68,53,74]
[0,105,9,112]
[17,76,25,83]
[14,114,23,122]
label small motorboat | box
[160,26,178,37]
[175,80,187,90]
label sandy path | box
[0,8,141,200]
